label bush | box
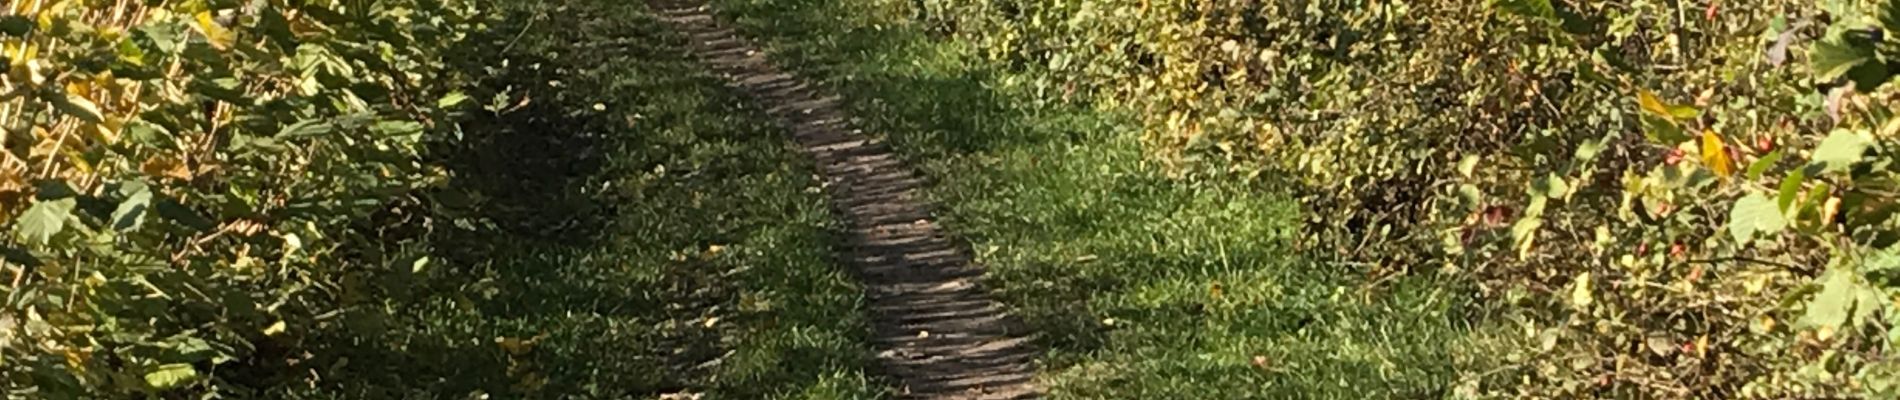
[0,0,483,396]
[899,0,1900,396]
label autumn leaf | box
[1701,130,1732,178]
[192,11,235,50]
[1638,89,1671,118]
[141,156,191,180]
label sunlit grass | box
[708,0,1491,397]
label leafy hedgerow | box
[0,0,484,396]
[890,0,1900,396]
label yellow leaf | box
[1638,89,1672,119]
[62,146,92,173]
[1571,272,1594,308]
[90,117,122,144]
[1702,130,1732,178]
[263,321,287,336]
[192,11,234,50]
[1824,196,1843,224]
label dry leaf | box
[141,156,191,180]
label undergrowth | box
[279,1,885,398]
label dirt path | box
[647,2,1041,399]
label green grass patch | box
[707,0,1494,397]
[283,1,884,398]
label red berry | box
[1484,205,1511,226]
[1665,148,1685,165]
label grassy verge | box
[707,0,1494,397]
[285,1,884,398]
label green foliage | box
[264,0,886,397]
[0,0,485,396]
[709,0,1484,397]
[1728,193,1786,244]
[735,0,1900,396]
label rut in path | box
[647,2,1042,399]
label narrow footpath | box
[647,2,1043,399]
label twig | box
[498,13,540,55]
[1681,256,1799,270]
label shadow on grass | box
[269,1,886,398]
[705,0,1483,397]
[274,4,721,398]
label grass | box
[706,0,1494,397]
[278,0,885,398]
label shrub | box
[900,0,1900,396]
[0,0,482,396]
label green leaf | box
[114,37,146,66]
[1729,193,1787,244]
[0,243,40,268]
[1544,173,1569,199]
[1457,184,1484,211]
[1779,168,1807,212]
[1748,150,1784,180]
[112,182,152,231]
[1574,139,1605,164]
[1883,0,1900,35]
[1800,266,1856,331]
[1846,59,1893,92]
[125,119,175,149]
[1641,114,1689,143]
[1570,271,1593,308]
[0,16,31,36]
[54,94,104,124]
[136,23,187,54]
[191,77,247,104]
[276,119,334,139]
[438,91,469,108]
[371,120,423,137]
[1813,36,1879,82]
[143,363,198,390]
[1513,217,1543,258]
[155,198,215,232]
[230,135,287,154]
[1668,104,1700,120]
[1813,129,1870,173]
[14,199,75,246]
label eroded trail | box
[646,2,1042,399]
